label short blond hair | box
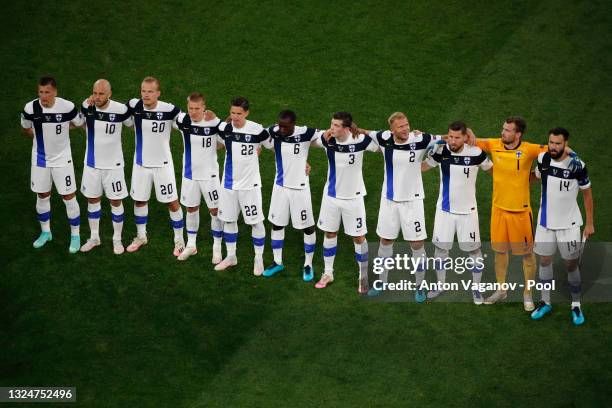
[388,112,407,126]
[142,76,160,91]
[187,92,205,104]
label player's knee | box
[109,199,122,207]
[187,206,199,213]
[539,256,553,266]
[168,200,180,211]
[135,200,147,207]
[565,259,578,272]
[271,224,284,231]
[353,235,365,244]
[380,238,394,246]
[303,226,315,235]
[62,192,76,201]
[252,222,265,236]
[38,192,51,199]
[410,240,424,250]
[88,197,102,204]
[209,208,218,216]
[434,247,449,259]
[325,231,337,239]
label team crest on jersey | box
[109,113,116,121]
[563,169,570,178]
[156,112,163,120]
[464,157,471,165]
[145,112,152,118]
[245,135,252,142]
[516,151,522,158]
[409,143,416,150]
[55,114,62,122]
[294,135,301,143]
[204,128,210,135]
[349,145,356,153]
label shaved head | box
[93,78,111,92]
[92,78,112,108]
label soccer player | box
[21,76,84,253]
[125,77,184,255]
[423,121,492,304]
[358,112,443,302]
[174,92,223,262]
[79,79,133,254]
[530,128,594,325]
[214,97,269,275]
[469,116,581,311]
[314,112,378,293]
[260,110,320,281]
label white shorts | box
[31,164,77,195]
[217,187,264,225]
[130,162,178,203]
[268,184,315,229]
[180,177,221,209]
[534,224,582,260]
[317,194,367,237]
[432,209,481,252]
[80,166,128,200]
[376,197,427,241]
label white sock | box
[211,214,223,247]
[271,228,285,265]
[87,202,101,240]
[377,242,393,284]
[303,231,316,267]
[36,196,51,232]
[252,222,265,257]
[111,203,124,241]
[64,197,80,236]
[224,222,238,258]
[434,247,449,285]
[538,263,553,304]
[186,210,199,247]
[323,236,338,277]
[412,246,427,290]
[169,208,184,241]
[134,204,148,238]
[354,240,369,280]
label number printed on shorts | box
[151,122,165,133]
[208,190,218,201]
[301,209,307,221]
[469,231,476,241]
[160,183,173,195]
[241,144,254,155]
[65,175,72,187]
[244,205,258,217]
[111,180,122,193]
[356,217,363,228]
[414,221,422,233]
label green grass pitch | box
[1,1,611,406]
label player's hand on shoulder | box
[204,110,217,121]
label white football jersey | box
[21,97,84,167]
[535,152,590,230]
[371,130,441,202]
[426,144,492,214]
[263,125,321,189]
[313,133,378,199]
[218,120,269,190]
[82,99,133,169]
[173,112,221,181]
[128,98,180,167]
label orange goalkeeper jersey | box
[477,138,546,212]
